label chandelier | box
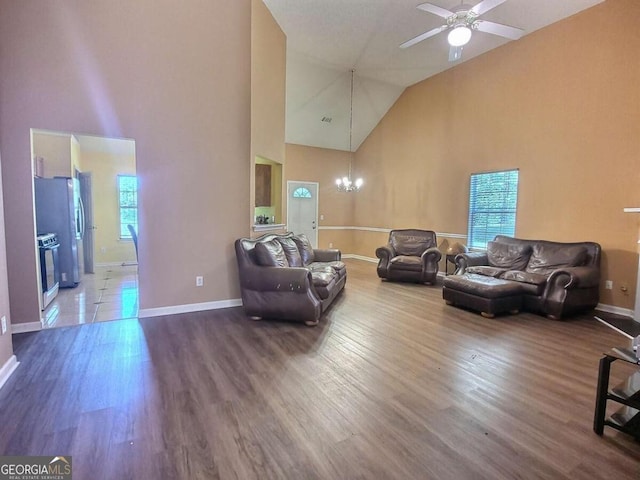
[336,69,363,192]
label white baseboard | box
[95,262,138,267]
[595,303,635,319]
[594,316,634,340]
[319,226,468,240]
[342,254,377,263]
[138,298,243,318]
[343,255,451,276]
[0,355,19,391]
[11,321,43,334]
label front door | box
[287,181,318,248]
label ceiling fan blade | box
[416,3,455,19]
[400,25,448,49]
[471,0,508,16]
[449,45,463,62]
[476,20,524,40]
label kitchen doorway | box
[31,129,139,328]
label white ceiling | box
[263,0,604,151]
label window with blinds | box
[467,169,519,249]
[118,175,138,239]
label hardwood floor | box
[1,259,639,479]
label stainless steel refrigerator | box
[34,177,85,287]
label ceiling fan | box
[400,0,524,62]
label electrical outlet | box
[329,242,333,248]
[320,214,324,221]
[1,316,6,335]
[605,280,613,290]
[196,276,204,287]
[100,247,107,254]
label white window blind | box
[467,169,519,249]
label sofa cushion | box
[310,269,335,286]
[466,266,509,278]
[277,237,303,267]
[525,244,587,275]
[254,239,289,267]
[389,255,423,271]
[310,270,336,300]
[502,270,548,285]
[502,270,548,295]
[293,234,315,266]
[487,241,532,270]
[391,234,432,257]
[312,261,347,279]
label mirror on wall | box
[31,129,138,328]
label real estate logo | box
[0,456,72,480]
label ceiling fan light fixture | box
[447,25,472,47]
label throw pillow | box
[292,234,315,266]
[525,243,587,275]
[486,241,532,270]
[277,237,303,267]
[254,239,289,267]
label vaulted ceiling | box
[263,0,604,151]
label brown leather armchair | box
[376,229,441,284]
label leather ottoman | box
[443,274,523,318]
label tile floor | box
[42,265,138,329]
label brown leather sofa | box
[444,235,601,319]
[376,229,441,284]
[234,232,346,326]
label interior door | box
[79,172,95,274]
[287,181,318,247]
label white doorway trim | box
[287,181,319,248]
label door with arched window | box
[287,181,318,247]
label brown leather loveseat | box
[376,229,441,284]
[444,235,601,319]
[235,232,346,326]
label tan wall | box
[250,0,286,228]
[271,161,283,223]
[32,132,73,178]
[0,0,251,325]
[0,151,14,369]
[353,0,640,309]
[285,143,356,250]
[80,150,137,265]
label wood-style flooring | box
[1,259,639,479]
